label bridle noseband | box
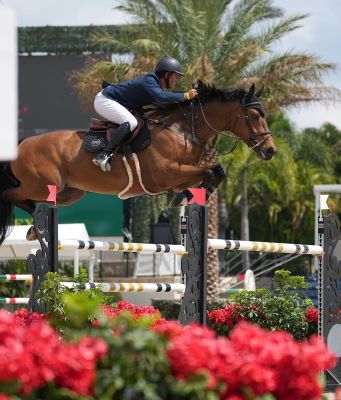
[240,99,272,150]
[196,95,273,151]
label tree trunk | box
[240,169,250,270]
[131,194,168,243]
[200,147,219,301]
[218,193,229,266]
[207,189,219,301]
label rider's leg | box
[92,92,137,172]
[93,122,132,171]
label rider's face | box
[168,72,180,90]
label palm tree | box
[70,0,339,301]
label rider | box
[92,56,198,172]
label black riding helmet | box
[155,57,184,76]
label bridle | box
[141,92,272,155]
[196,95,273,152]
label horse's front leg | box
[201,165,226,201]
[169,164,226,207]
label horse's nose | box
[267,146,276,156]
[262,146,276,160]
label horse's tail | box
[0,162,15,245]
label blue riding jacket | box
[102,72,185,109]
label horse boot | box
[92,122,131,172]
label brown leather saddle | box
[84,114,150,156]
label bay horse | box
[0,82,276,245]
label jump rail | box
[0,298,29,304]
[61,282,186,293]
[27,204,207,325]
[59,240,186,254]
[0,274,33,281]
[19,203,341,383]
[208,239,323,255]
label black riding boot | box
[92,122,131,172]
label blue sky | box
[4,0,341,131]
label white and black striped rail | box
[58,240,186,254]
[208,239,323,255]
[61,282,186,293]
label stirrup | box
[92,153,112,172]
[99,154,112,172]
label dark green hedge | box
[18,25,141,55]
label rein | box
[141,94,272,155]
[197,95,272,152]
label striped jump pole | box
[0,298,29,304]
[58,240,186,255]
[61,282,186,293]
[208,239,323,256]
[0,274,33,281]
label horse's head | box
[195,81,276,160]
[234,83,276,160]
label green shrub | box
[209,270,316,341]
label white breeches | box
[94,92,138,131]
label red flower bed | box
[14,308,45,327]
[101,300,162,320]
[0,310,107,396]
[208,304,246,328]
[157,320,335,400]
[1,302,334,399]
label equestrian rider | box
[92,56,198,172]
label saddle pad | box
[84,121,151,154]
[84,130,107,153]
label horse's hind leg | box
[1,186,38,240]
[26,188,85,241]
[27,188,85,240]
[1,187,36,214]
[56,187,85,205]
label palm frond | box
[69,59,131,109]
[216,0,272,66]
[246,52,341,110]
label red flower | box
[305,308,318,325]
[208,304,245,328]
[152,320,183,339]
[0,310,107,396]
[166,320,336,399]
[100,301,162,321]
[14,308,45,327]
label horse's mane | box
[196,82,247,103]
[145,82,248,118]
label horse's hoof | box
[169,190,194,207]
[169,193,187,208]
[26,226,37,241]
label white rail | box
[208,239,323,256]
[61,282,186,293]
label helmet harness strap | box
[164,72,170,89]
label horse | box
[0,82,276,245]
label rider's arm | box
[144,74,186,103]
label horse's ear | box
[245,83,256,102]
[195,79,203,89]
[255,85,264,98]
[248,83,255,96]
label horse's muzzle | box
[260,145,276,160]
